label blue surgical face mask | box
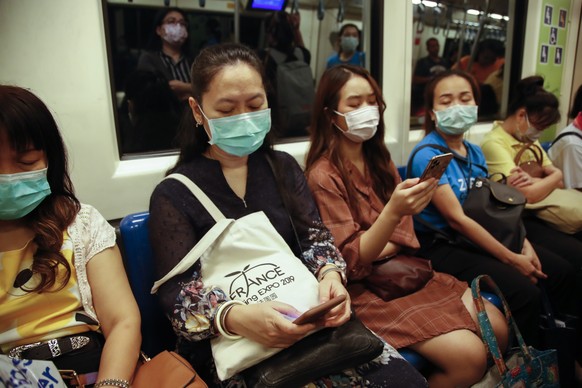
[0,168,51,220]
[433,105,478,135]
[200,108,271,157]
[340,36,359,52]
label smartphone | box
[419,153,453,182]
[292,295,347,325]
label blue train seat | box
[397,165,406,181]
[119,211,176,357]
[118,211,502,371]
[541,141,552,152]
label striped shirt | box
[159,51,191,83]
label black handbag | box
[408,144,527,253]
[461,175,526,253]
[243,316,384,387]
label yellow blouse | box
[0,232,99,352]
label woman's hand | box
[317,272,351,328]
[509,239,547,283]
[225,302,317,348]
[384,177,438,218]
[508,167,534,188]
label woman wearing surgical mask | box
[408,70,578,351]
[326,24,365,69]
[481,77,582,372]
[149,44,427,386]
[137,7,192,101]
[0,86,141,387]
[306,65,508,387]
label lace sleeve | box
[80,204,116,262]
[149,188,226,342]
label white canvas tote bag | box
[152,174,320,380]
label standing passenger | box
[407,70,576,347]
[305,64,507,387]
[0,85,141,387]
[326,24,365,69]
[137,7,193,101]
[148,43,427,387]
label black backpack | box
[268,48,315,136]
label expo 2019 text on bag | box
[151,173,319,380]
[470,275,559,388]
[151,173,383,383]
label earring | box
[195,121,201,128]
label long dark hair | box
[0,85,80,293]
[507,76,560,129]
[266,11,296,56]
[305,64,395,210]
[423,69,481,134]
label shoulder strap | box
[165,173,225,221]
[550,131,582,147]
[151,217,233,293]
[265,153,302,254]
[514,143,543,165]
[406,143,488,178]
[151,174,233,293]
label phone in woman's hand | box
[292,295,347,325]
[419,153,453,182]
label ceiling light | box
[490,13,503,20]
[412,0,421,4]
[467,9,481,15]
[422,1,438,7]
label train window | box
[103,0,374,157]
[409,0,524,129]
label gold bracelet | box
[94,378,130,388]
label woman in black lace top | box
[149,43,427,387]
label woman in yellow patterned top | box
[0,85,141,388]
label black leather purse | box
[408,144,527,253]
[461,176,526,252]
[243,316,384,387]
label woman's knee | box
[413,331,487,385]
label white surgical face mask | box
[333,105,380,143]
[517,114,543,143]
[162,23,187,44]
